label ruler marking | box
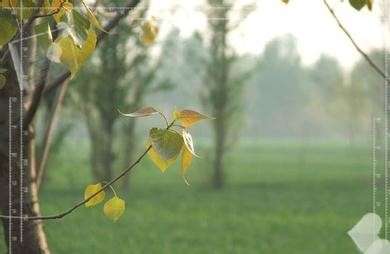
[8,98,12,254]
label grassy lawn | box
[1,141,373,253]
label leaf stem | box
[158,111,169,127]
[102,182,118,197]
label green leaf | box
[0,74,6,89]
[104,197,125,222]
[72,10,90,46]
[35,20,53,51]
[349,0,366,10]
[0,10,17,48]
[0,68,7,74]
[149,128,183,161]
[84,183,105,207]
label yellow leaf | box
[52,0,73,23]
[181,145,193,182]
[282,0,289,4]
[104,197,125,222]
[55,28,97,76]
[84,183,105,207]
[175,109,214,127]
[81,0,106,32]
[0,74,6,89]
[146,139,177,172]
[141,19,159,46]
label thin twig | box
[323,0,389,82]
[0,145,152,221]
[0,118,176,221]
[36,80,70,191]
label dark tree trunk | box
[122,121,136,191]
[212,108,226,189]
[0,66,50,253]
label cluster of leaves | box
[84,183,125,222]
[0,0,160,86]
[282,0,373,11]
[121,107,213,183]
[83,107,213,222]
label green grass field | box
[2,141,375,253]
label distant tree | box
[310,54,372,145]
[202,0,254,189]
[71,8,170,188]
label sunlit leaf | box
[180,145,192,184]
[84,183,105,207]
[146,139,177,172]
[182,129,198,157]
[53,0,73,23]
[119,106,159,117]
[175,109,214,127]
[149,128,183,160]
[103,197,125,222]
[141,18,159,46]
[55,28,97,76]
[0,74,6,89]
[0,10,17,48]
[81,0,106,32]
[349,0,366,10]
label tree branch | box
[23,58,51,128]
[24,0,142,126]
[323,0,389,82]
[36,80,70,191]
[43,0,142,96]
[0,145,152,221]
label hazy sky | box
[149,0,388,70]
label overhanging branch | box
[25,0,142,126]
[323,0,389,82]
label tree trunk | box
[122,121,136,191]
[0,68,50,253]
[212,114,225,189]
